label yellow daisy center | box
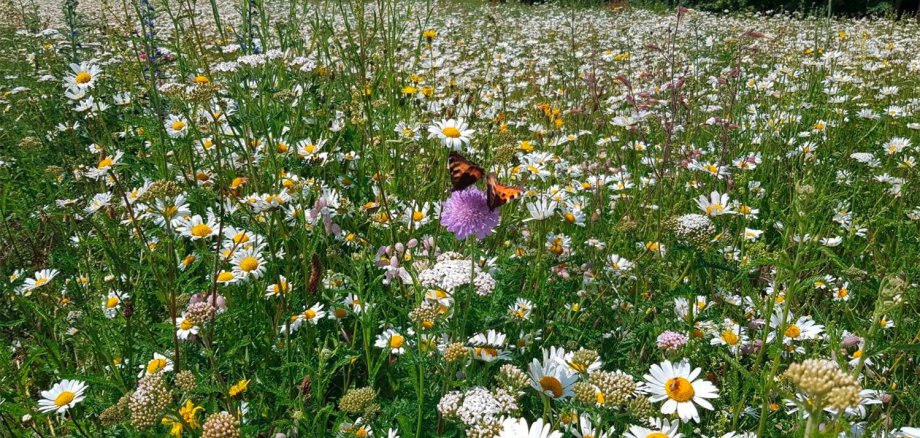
[75,72,92,84]
[232,232,249,244]
[147,358,167,374]
[442,126,461,138]
[646,433,670,438]
[784,324,802,339]
[389,335,405,349]
[304,309,317,319]
[664,377,695,402]
[721,330,739,345]
[34,278,49,287]
[180,319,194,330]
[54,391,75,407]
[217,271,235,282]
[97,157,113,169]
[171,120,186,131]
[475,347,499,358]
[239,256,259,272]
[105,297,120,308]
[190,223,212,237]
[539,375,564,398]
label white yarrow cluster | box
[438,387,517,430]
[672,213,714,244]
[419,252,496,296]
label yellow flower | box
[229,379,250,397]
[179,400,204,428]
[162,400,204,437]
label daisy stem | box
[415,357,424,438]
[541,393,553,425]
[69,410,91,438]
[757,208,805,436]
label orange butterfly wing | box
[486,173,524,211]
[448,152,485,191]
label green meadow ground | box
[1,1,920,437]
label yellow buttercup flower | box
[229,379,250,397]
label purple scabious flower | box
[440,187,499,241]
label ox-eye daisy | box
[643,359,719,423]
[232,248,266,279]
[768,311,824,345]
[102,291,127,318]
[165,114,189,138]
[696,191,733,216]
[266,275,293,297]
[140,353,174,377]
[468,330,510,362]
[376,328,409,355]
[428,118,474,150]
[38,379,88,414]
[176,214,218,240]
[175,314,200,340]
[498,417,562,438]
[66,62,101,88]
[624,418,682,438]
[529,354,577,400]
[19,269,60,294]
[286,303,327,333]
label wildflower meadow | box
[2,0,920,437]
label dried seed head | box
[186,302,217,325]
[201,411,241,438]
[129,373,171,428]
[589,370,636,407]
[338,387,378,418]
[627,395,655,419]
[175,370,197,392]
[783,358,862,411]
[444,342,470,364]
[570,349,599,373]
[497,364,529,392]
[573,381,599,405]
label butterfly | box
[486,173,524,211]
[448,151,485,191]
